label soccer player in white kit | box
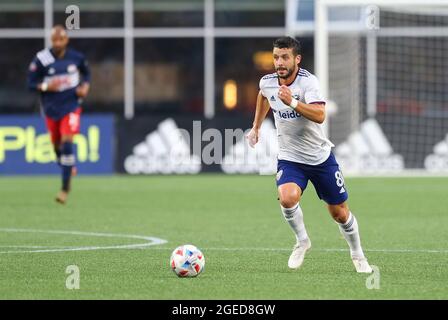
[247,37,372,273]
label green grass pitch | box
[0,175,447,299]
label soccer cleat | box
[352,257,373,273]
[288,239,311,269]
[55,190,68,205]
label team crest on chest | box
[67,64,77,73]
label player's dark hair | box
[273,36,302,56]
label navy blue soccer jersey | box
[27,48,90,120]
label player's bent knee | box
[278,184,301,208]
[280,197,299,208]
[328,202,349,223]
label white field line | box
[0,228,446,254]
[0,228,167,254]
[0,245,73,249]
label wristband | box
[289,98,298,110]
[41,82,48,92]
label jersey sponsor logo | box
[277,109,301,119]
[68,64,77,73]
[43,73,80,92]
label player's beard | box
[52,46,67,58]
[276,66,295,79]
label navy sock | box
[60,142,75,192]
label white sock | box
[337,212,365,258]
[280,203,309,243]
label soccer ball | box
[170,244,205,277]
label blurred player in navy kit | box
[27,25,90,204]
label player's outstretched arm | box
[247,90,270,147]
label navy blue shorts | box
[276,152,348,205]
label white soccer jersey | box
[259,68,334,165]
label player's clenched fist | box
[278,85,293,105]
[246,127,259,148]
